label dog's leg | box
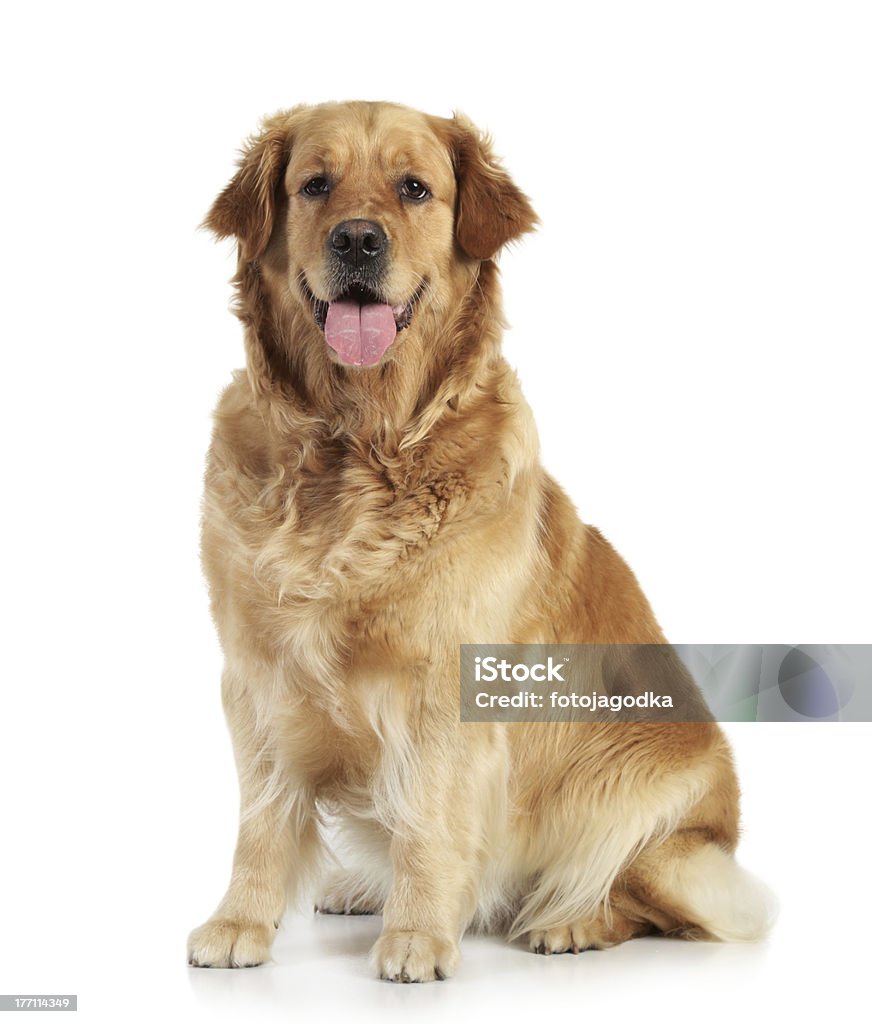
[371,722,506,982]
[372,830,465,981]
[187,671,320,968]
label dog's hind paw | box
[314,870,384,916]
[528,912,651,954]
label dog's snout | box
[329,219,387,267]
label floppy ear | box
[447,114,539,260]
[204,112,295,261]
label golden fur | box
[187,101,773,982]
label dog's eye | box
[302,176,330,197]
[400,179,430,201]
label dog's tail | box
[667,843,777,942]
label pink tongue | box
[324,300,397,366]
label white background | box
[1,1,870,1021]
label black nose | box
[329,219,387,267]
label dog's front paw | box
[187,918,274,968]
[371,929,458,982]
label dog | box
[187,101,773,982]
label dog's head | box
[206,102,537,370]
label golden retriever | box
[187,101,772,982]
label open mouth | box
[303,280,425,367]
